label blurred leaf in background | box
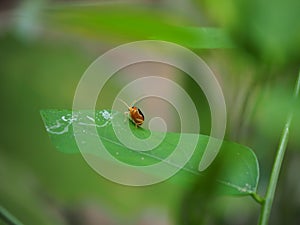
[43,3,234,48]
[199,0,300,66]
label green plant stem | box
[258,71,300,225]
[251,192,265,204]
[0,206,24,225]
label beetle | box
[118,99,144,127]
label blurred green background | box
[0,0,300,225]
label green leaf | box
[40,109,259,196]
[43,5,234,49]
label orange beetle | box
[119,99,144,127]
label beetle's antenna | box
[130,99,137,106]
[118,98,130,109]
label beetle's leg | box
[123,111,129,123]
